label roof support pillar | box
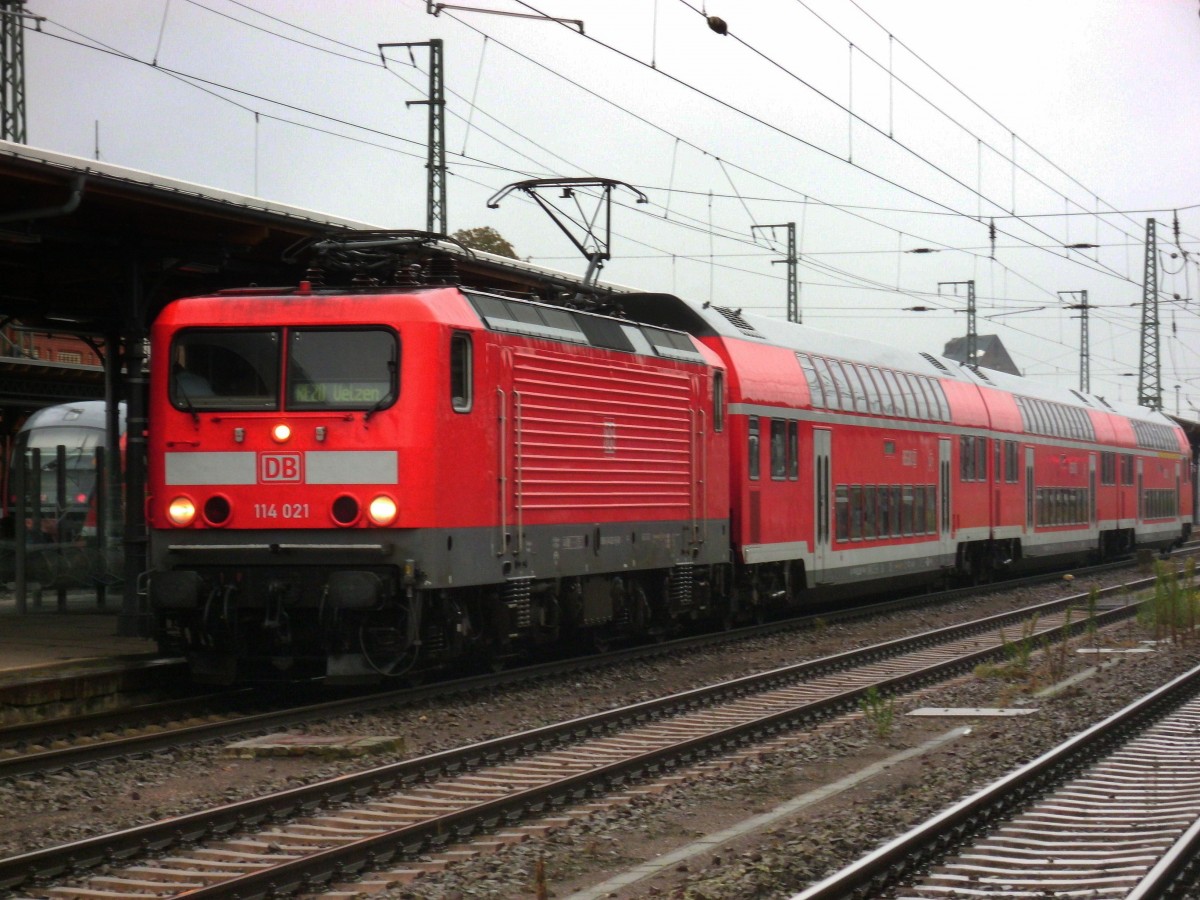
[99,330,121,611]
[118,258,150,637]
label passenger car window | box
[748,416,760,480]
[770,420,787,479]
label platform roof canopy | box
[0,141,620,341]
[0,141,383,336]
[0,142,606,406]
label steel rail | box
[131,597,1149,899]
[792,660,1200,900]
[1,550,1182,783]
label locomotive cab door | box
[813,428,831,582]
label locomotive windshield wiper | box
[363,358,397,422]
[174,376,200,426]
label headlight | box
[271,423,292,443]
[367,494,397,526]
[167,496,197,527]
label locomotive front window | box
[171,330,280,410]
[286,329,398,410]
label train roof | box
[950,363,1178,429]
[624,292,975,379]
[620,292,1182,433]
[20,400,126,433]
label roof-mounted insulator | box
[304,266,324,287]
[395,263,423,286]
[351,273,379,287]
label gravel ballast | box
[0,570,1192,899]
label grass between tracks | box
[972,559,1199,697]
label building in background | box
[943,334,1021,376]
[1,325,101,366]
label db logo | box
[260,452,302,483]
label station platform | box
[0,587,158,677]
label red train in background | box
[146,233,1194,683]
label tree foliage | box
[451,226,518,259]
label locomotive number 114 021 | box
[254,503,310,519]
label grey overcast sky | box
[21,0,1200,414]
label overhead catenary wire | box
[432,0,1200,329]
[498,0,1200,391]
[496,0,1192,328]
[33,2,1198,406]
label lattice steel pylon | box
[939,280,977,372]
[1,0,27,143]
[1137,218,1161,410]
[751,223,800,323]
[379,39,446,236]
[1060,290,1091,394]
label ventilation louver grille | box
[712,306,767,340]
[920,352,952,374]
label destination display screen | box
[286,328,397,411]
[291,382,388,405]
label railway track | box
[1,552,1186,783]
[794,658,1200,900]
[0,576,1159,898]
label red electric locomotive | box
[146,235,1193,683]
[147,242,730,683]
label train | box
[2,401,126,587]
[145,233,1195,684]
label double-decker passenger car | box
[632,293,1191,597]
[146,235,1192,683]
